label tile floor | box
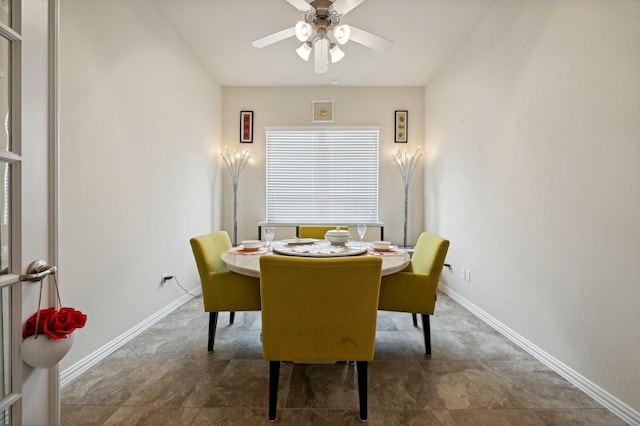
[61,293,627,425]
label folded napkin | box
[367,247,406,255]
[227,247,268,255]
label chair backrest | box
[189,231,233,281]
[298,225,348,239]
[410,232,450,278]
[260,255,382,362]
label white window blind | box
[266,127,379,223]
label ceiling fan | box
[252,0,393,74]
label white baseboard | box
[440,284,639,426]
[60,288,202,388]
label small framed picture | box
[312,100,334,123]
[240,111,253,143]
[395,110,408,143]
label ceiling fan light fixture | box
[329,44,345,63]
[295,21,314,42]
[250,0,393,76]
[296,42,313,61]
[333,24,351,45]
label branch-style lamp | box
[221,147,251,246]
[392,147,423,248]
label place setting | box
[226,240,268,255]
[367,240,407,255]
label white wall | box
[426,0,640,414]
[58,0,222,369]
[221,87,424,245]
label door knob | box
[19,259,57,282]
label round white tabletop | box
[221,241,410,279]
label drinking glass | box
[357,224,367,248]
[263,227,275,249]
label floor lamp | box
[221,148,251,246]
[392,147,423,248]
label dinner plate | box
[283,238,316,246]
[239,245,261,252]
[372,247,395,252]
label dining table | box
[221,239,410,278]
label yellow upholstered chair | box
[297,225,348,239]
[190,231,261,352]
[259,255,382,422]
[378,232,449,357]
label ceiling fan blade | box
[252,26,296,48]
[348,25,393,51]
[285,0,315,13]
[330,0,366,16]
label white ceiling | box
[151,0,497,87]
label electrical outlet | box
[459,266,471,282]
[160,273,173,286]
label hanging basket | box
[21,333,76,369]
[21,266,87,368]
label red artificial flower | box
[23,307,87,340]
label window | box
[266,127,379,223]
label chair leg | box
[421,314,431,357]
[356,361,368,421]
[269,361,280,421]
[208,312,218,353]
[412,313,418,327]
[230,311,236,325]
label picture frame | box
[240,111,253,143]
[312,100,334,123]
[394,110,408,143]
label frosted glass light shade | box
[295,21,314,42]
[296,42,312,61]
[333,24,351,45]
[329,44,345,63]
[314,37,329,74]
